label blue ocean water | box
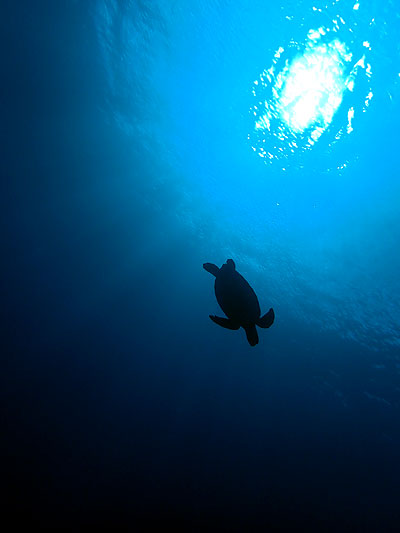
[3,0,400,529]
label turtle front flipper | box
[256,308,275,328]
[209,315,240,330]
[203,263,220,277]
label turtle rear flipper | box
[209,315,240,330]
[244,325,259,346]
[203,263,220,277]
[256,308,275,328]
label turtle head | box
[224,259,236,271]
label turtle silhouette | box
[203,259,275,346]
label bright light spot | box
[347,107,354,133]
[308,29,321,40]
[249,6,374,168]
[310,126,324,142]
[276,40,350,133]
[354,55,365,68]
[255,115,270,130]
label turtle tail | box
[244,325,259,346]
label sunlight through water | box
[249,3,373,168]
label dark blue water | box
[3,0,400,529]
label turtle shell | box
[214,262,261,325]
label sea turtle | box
[203,259,275,346]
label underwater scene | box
[3,0,400,530]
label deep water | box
[3,0,400,530]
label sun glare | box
[249,8,374,168]
[278,41,348,132]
